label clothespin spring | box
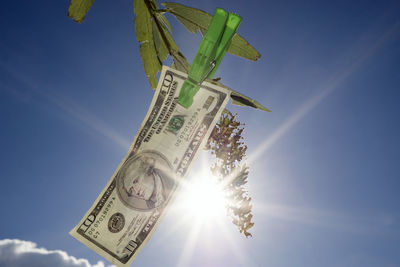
[199,60,217,85]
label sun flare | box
[179,173,227,224]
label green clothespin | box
[178,8,242,108]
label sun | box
[164,157,255,267]
[179,171,227,224]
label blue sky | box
[1,0,400,266]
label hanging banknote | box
[70,66,230,266]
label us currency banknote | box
[70,66,230,266]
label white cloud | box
[0,239,114,267]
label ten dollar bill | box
[70,66,230,266]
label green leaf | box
[156,12,173,33]
[210,80,271,112]
[171,51,190,73]
[67,0,95,23]
[134,0,161,88]
[231,91,271,112]
[148,0,159,9]
[140,42,161,88]
[152,13,187,72]
[153,16,179,53]
[162,2,211,34]
[135,0,187,83]
[228,33,260,61]
[152,20,169,62]
[174,14,199,34]
[134,0,150,42]
[162,2,260,61]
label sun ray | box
[152,178,201,244]
[214,214,257,267]
[153,154,226,243]
[249,22,399,164]
[176,220,203,267]
[253,201,400,236]
[0,63,131,149]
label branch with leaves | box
[205,110,254,237]
[68,0,270,237]
[68,0,270,111]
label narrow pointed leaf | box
[150,3,188,73]
[134,0,161,88]
[152,16,185,71]
[173,15,199,34]
[140,42,161,88]
[162,2,211,34]
[67,0,95,23]
[154,17,179,52]
[156,13,173,33]
[148,0,159,10]
[171,51,190,73]
[231,92,271,112]
[228,33,260,61]
[134,0,151,42]
[152,20,169,62]
[210,80,271,112]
